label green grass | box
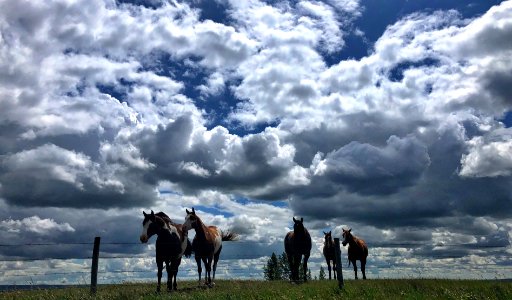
[2,279,511,300]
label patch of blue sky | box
[140,51,280,135]
[116,0,163,9]
[187,0,231,24]
[499,111,512,128]
[158,189,183,196]
[387,57,440,82]
[193,205,234,218]
[233,196,289,208]
[96,78,133,104]
[322,0,504,66]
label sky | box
[0,0,512,285]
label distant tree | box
[298,263,312,281]
[263,252,282,280]
[319,266,326,280]
[264,251,311,281]
[278,252,290,280]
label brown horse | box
[284,217,312,282]
[342,228,368,279]
[140,210,192,292]
[322,231,337,280]
[183,207,238,287]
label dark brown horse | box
[342,228,368,279]
[140,210,192,292]
[183,207,238,287]
[284,217,312,282]
[322,231,337,280]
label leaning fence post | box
[90,236,101,295]
[334,238,344,289]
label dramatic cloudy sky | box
[1,0,512,284]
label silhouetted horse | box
[140,210,192,292]
[183,207,238,287]
[342,228,368,279]
[284,217,312,282]
[322,231,337,280]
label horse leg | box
[352,259,358,279]
[156,259,163,292]
[361,258,367,280]
[333,259,337,280]
[172,258,181,291]
[212,246,222,285]
[165,260,172,292]
[287,254,294,281]
[201,257,209,285]
[303,253,310,282]
[195,255,202,286]
[292,255,300,281]
[206,255,213,287]
[326,259,331,280]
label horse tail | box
[184,238,193,258]
[221,230,239,241]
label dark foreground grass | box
[2,279,512,300]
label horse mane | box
[155,212,172,223]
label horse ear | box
[192,207,195,214]
[143,211,147,217]
[329,231,331,235]
[186,209,190,214]
[301,217,303,223]
[323,231,326,235]
[348,228,352,233]
[150,210,154,216]
[293,217,297,222]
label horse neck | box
[348,235,359,247]
[193,217,209,240]
[325,237,334,248]
[294,227,308,239]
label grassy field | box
[1,279,512,300]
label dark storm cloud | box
[136,115,293,193]
[482,69,512,105]
[0,144,156,208]
[0,205,150,260]
[290,123,512,230]
[319,135,430,195]
[284,112,431,167]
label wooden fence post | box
[334,238,344,289]
[90,236,101,295]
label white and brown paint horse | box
[140,210,192,292]
[342,228,368,280]
[322,231,337,280]
[284,217,312,282]
[183,207,238,287]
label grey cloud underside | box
[291,126,512,228]
[136,116,290,192]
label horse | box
[183,207,238,287]
[284,217,312,282]
[322,231,337,280]
[342,228,368,279]
[140,210,192,292]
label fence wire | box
[0,239,510,283]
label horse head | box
[183,207,198,232]
[140,210,157,243]
[342,228,352,246]
[292,217,305,234]
[324,231,333,245]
